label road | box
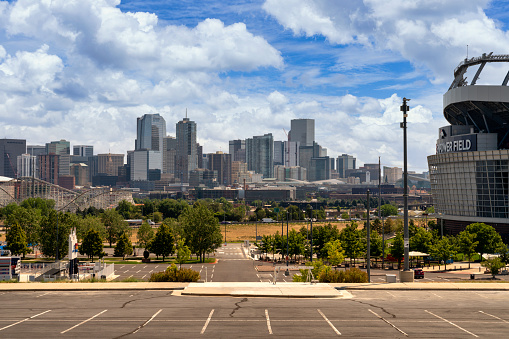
[0,289,508,338]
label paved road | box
[1,289,508,338]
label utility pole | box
[379,156,384,269]
[401,97,410,272]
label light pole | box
[379,156,384,270]
[285,210,289,275]
[310,208,313,263]
[55,210,59,262]
[224,210,226,244]
[366,190,371,282]
[401,97,410,271]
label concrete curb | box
[0,282,190,292]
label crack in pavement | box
[120,291,173,309]
[349,299,397,318]
[229,298,248,317]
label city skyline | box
[1,1,509,172]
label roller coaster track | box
[449,52,509,90]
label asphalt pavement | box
[1,289,509,338]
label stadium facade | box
[428,53,509,242]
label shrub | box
[319,267,368,283]
[148,264,201,282]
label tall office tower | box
[231,161,248,184]
[176,117,198,183]
[98,153,124,176]
[71,163,89,186]
[336,154,356,178]
[130,150,162,181]
[38,154,59,184]
[73,145,94,157]
[359,163,381,183]
[208,151,232,186]
[289,119,315,147]
[309,156,331,181]
[135,113,166,151]
[246,133,274,178]
[46,140,70,155]
[383,166,403,184]
[163,136,177,175]
[17,154,37,177]
[0,139,26,178]
[284,141,300,167]
[229,139,246,163]
[273,141,284,166]
[27,145,45,157]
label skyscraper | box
[208,151,232,186]
[98,153,124,176]
[336,154,356,178]
[229,139,246,162]
[246,133,274,178]
[135,113,166,151]
[176,117,198,183]
[0,139,26,178]
[289,119,314,147]
[73,145,94,157]
[46,140,70,155]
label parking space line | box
[265,309,272,334]
[386,291,396,298]
[431,292,443,298]
[133,309,162,334]
[0,310,51,331]
[143,265,147,269]
[36,292,51,298]
[317,309,341,336]
[142,275,147,280]
[425,310,478,337]
[201,309,214,334]
[61,309,107,334]
[479,311,509,323]
[368,309,408,337]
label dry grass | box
[224,221,351,242]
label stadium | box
[428,53,509,242]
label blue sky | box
[1,0,509,173]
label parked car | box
[414,268,424,279]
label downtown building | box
[428,53,509,241]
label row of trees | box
[257,220,508,270]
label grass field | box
[223,221,352,242]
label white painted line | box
[155,265,159,269]
[317,309,341,336]
[425,310,478,337]
[119,265,125,269]
[386,291,396,298]
[36,292,51,298]
[136,270,141,273]
[0,310,51,331]
[201,309,214,334]
[265,309,272,334]
[133,309,163,334]
[128,275,133,279]
[431,292,443,299]
[213,265,215,269]
[143,265,147,269]
[61,310,107,334]
[474,292,488,299]
[479,311,509,323]
[142,274,147,280]
[368,309,407,337]
[149,270,153,273]
[124,270,129,273]
[210,274,214,280]
[190,266,193,269]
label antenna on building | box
[467,45,469,59]
[186,108,188,119]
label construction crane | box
[5,153,17,178]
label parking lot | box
[0,289,508,338]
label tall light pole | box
[379,156,384,270]
[366,190,371,282]
[310,210,313,262]
[401,97,410,271]
[285,210,289,276]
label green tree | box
[465,223,505,258]
[6,222,29,257]
[39,211,76,260]
[114,232,133,260]
[340,222,364,265]
[6,206,41,254]
[175,237,191,269]
[77,215,106,242]
[158,199,189,219]
[101,209,129,247]
[137,222,155,249]
[481,257,505,279]
[457,230,479,268]
[430,236,457,270]
[391,233,405,269]
[116,200,134,219]
[179,204,222,262]
[79,229,104,262]
[410,227,433,254]
[381,204,398,217]
[148,223,174,261]
[324,239,345,266]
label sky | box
[1,0,509,173]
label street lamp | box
[366,190,371,282]
[401,97,410,272]
[285,210,289,276]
